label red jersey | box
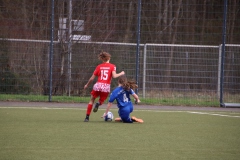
[93,62,116,84]
[92,62,116,93]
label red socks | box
[86,104,93,115]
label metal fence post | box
[220,0,228,107]
[143,43,147,98]
[217,45,222,99]
[48,0,54,102]
[68,0,72,97]
[135,0,141,94]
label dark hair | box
[118,75,138,91]
[98,51,111,62]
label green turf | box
[0,108,240,160]
[0,94,220,106]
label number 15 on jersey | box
[101,70,109,80]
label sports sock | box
[86,104,93,115]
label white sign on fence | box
[72,35,91,41]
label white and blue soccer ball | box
[104,111,114,122]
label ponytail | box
[118,75,138,91]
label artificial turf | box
[0,107,240,160]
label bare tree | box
[200,0,207,44]
[190,0,196,44]
[225,0,237,88]
[165,0,182,88]
[163,0,169,43]
[155,0,163,43]
[168,0,173,42]
[123,1,134,43]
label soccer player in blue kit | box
[102,75,143,123]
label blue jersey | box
[108,86,135,108]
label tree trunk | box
[225,0,237,90]
[156,0,162,43]
[200,0,207,44]
[22,0,28,30]
[123,1,134,43]
[163,0,168,43]
[168,0,172,42]
[165,0,182,88]
[190,0,196,44]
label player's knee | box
[121,116,132,123]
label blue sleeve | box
[130,89,135,95]
[108,88,118,103]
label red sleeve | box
[113,65,116,72]
[93,65,100,76]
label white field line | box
[0,106,85,110]
[136,110,240,118]
[0,107,187,112]
[187,111,240,118]
[1,107,240,118]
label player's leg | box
[84,91,97,122]
[93,102,100,112]
[114,117,122,122]
[129,104,143,123]
[119,107,133,123]
[93,91,109,112]
[91,90,100,113]
[119,104,143,123]
[131,116,144,123]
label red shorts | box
[91,90,109,105]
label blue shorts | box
[118,104,133,123]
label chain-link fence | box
[0,0,239,106]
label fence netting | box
[0,0,239,106]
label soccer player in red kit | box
[83,51,125,122]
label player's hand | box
[101,112,107,118]
[84,84,88,89]
[121,71,125,75]
[135,99,141,104]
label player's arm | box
[84,74,96,89]
[102,102,112,118]
[132,93,141,104]
[112,71,125,78]
[102,90,117,117]
[130,88,140,104]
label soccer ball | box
[104,111,114,122]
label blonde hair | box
[118,75,138,91]
[98,51,111,62]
